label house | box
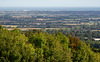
[93,38,100,41]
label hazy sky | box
[0,0,100,7]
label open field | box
[2,25,18,27]
[7,28,62,31]
[91,30,100,31]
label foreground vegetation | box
[0,26,100,62]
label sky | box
[0,0,100,7]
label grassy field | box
[7,28,62,31]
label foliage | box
[0,26,100,62]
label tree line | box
[0,25,100,62]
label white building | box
[93,38,100,41]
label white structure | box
[93,38,100,41]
